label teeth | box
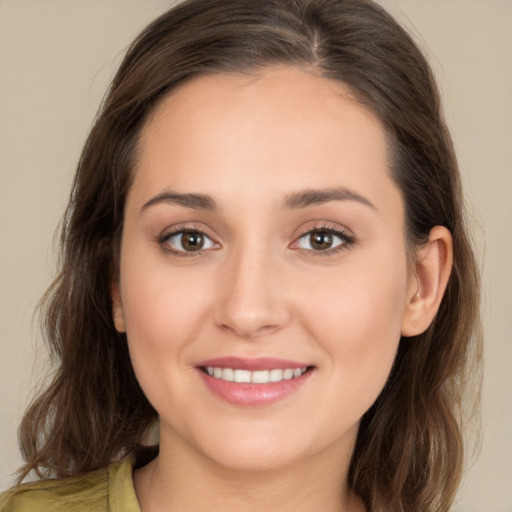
[282,369,294,380]
[205,366,308,383]
[251,370,269,383]
[233,369,251,383]
[222,368,234,381]
[269,369,283,382]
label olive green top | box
[0,459,140,512]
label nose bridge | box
[213,237,288,339]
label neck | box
[134,429,365,512]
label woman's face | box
[114,67,417,472]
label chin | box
[205,442,305,473]
[184,417,356,474]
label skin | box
[112,67,452,512]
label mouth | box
[196,357,315,407]
[200,366,310,383]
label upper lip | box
[197,357,311,371]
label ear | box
[401,226,453,337]
[111,281,126,333]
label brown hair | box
[17,0,481,510]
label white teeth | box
[233,369,251,383]
[222,368,234,381]
[205,366,308,383]
[269,369,283,382]
[251,370,269,383]
[282,369,294,380]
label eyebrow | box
[141,190,217,212]
[141,186,376,214]
[283,187,376,211]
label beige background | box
[1,1,511,510]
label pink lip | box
[196,357,314,407]
[197,356,309,371]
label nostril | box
[217,323,276,340]
[212,275,292,338]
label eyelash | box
[293,224,355,257]
[158,225,218,258]
[157,224,355,257]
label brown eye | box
[309,231,333,250]
[163,230,216,253]
[181,231,205,251]
[293,227,353,253]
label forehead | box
[131,67,398,216]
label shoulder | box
[0,459,138,512]
[0,466,108,512]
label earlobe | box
[401,226,453,337]
[111,282,126,333]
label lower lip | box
[197,369,313,407]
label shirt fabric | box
[0,459,140,512]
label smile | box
[196,358,314,407]
[202,366,308,383]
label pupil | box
[311,231,332,250]
[182,232,203,251]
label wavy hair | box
[17,1,481,510]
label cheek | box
[118,249,214,398]
[299,256,408,402]
[120,248,210,341]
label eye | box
[162,229,216,253]
[293,228,353,252]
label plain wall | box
[1,1,511,510]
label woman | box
[0,0,481,511]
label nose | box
[213,246,290,340]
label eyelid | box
[156,221,355,257]
[289,222,356,254]
[157,223,221,255]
